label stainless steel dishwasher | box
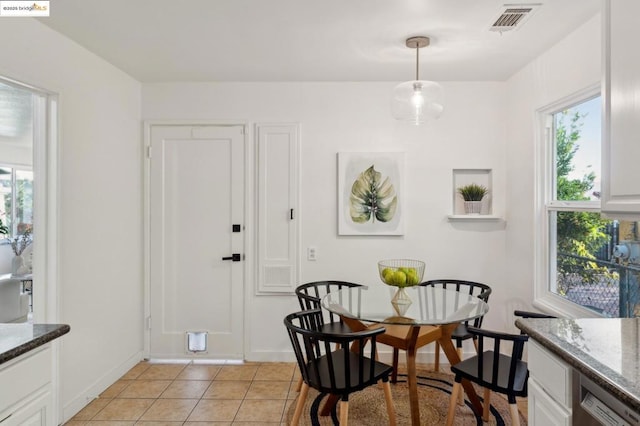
[572,370,640,426]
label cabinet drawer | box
[528,378,572,426]
[0,346,51,412]
[528,340,571,407]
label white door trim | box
[142,120,254,360]
[1,75,60,421]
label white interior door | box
[149,124,245,359]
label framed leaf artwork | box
[337,152,404,235]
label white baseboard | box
[244,348,464,369]
[62,350,144,423]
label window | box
[539,90,640,318]
[0,80,35,241]
[0,166,33,238]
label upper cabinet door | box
[602,0,640,219]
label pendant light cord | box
[415,45,420,81]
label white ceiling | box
[38,0,601,83]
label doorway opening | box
[0,76,58,323]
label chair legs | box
[445,381,462,426]
[294,376,303,392]
[447,384,521,426]
[509,402,521,426]
[434,341,440,372]
[456,346,465,406]
[482,387,491,421]
[291,382,309,426]
[339,400,349,426]
[381,379,397,426]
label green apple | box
[406,270,419,286]
[382,268,394,284]
[393,270,407,287]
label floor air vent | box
[490,4,541,32]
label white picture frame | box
[337,152,404,236]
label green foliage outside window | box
[555,109,612,294]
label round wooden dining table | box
[322,284,489,426]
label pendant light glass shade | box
[391,80,444,124]
[391,36,444,125]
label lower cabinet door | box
[3,388,52,426]
[529,379,572,426]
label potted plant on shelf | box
[457,183,488,215]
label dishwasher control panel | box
[579,373,640,426]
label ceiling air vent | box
[490,4,541,32]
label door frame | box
[0,75,60,417]
[142,120,253,359]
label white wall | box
[0,9,602,421]
[0,19,143,421]
[143,81,509,361]
[504,14,602,327]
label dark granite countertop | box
[0,323,70,365]
[516,317,640,412]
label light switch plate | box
[307,246,317,261]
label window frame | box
[534,83,604,318]
[0,165,34,240]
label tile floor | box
[64,361,527,425]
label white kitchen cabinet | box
[601,0,640,219]
[1,388,52,426]
[528,379,572,426]
[527,340,572,425]
[0,346,53,426]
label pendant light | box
[391,36,444,125]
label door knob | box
[222,253,241,262]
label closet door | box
[255,124,300,294]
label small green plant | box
[457,183,488,201]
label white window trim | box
[533,83,605,318]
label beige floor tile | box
[138,364,186,380]
[186,399,242,422]
[67,361,527,426]
[245,381,290,400]
[287,379,301,398]
[138,399,199,422]
[283,398,297,413]
[160,380,211,399]
[135,423,183,426]
[71,398,111,421]
[232,423,282,426]
[99,380,132,398]
[120,362,150,380]
[234,399,286,423]
[215,365,258,381]
[117,380,172,399]
[203,380,251,399]
[292,367,301,380]
[253,363,296,381]
[92,398,155,421]
[177,364,221,380]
